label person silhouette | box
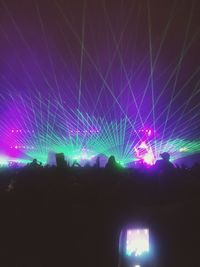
[105,155,118,169]
[154,152,174,173]
[94,156,100,168]
[72,160,81,167]
[29,158,40,168]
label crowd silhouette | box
[0,153,200,267]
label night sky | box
[0,0,200,161]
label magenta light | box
[134,141,155,165]
[148,129,152,136]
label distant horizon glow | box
[0,121,200,166]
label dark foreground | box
[0,165,200,267]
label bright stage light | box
[134,265,141,267]
[179,147,189,152]
[126,229,149,257]
[0,156,8,165]
[134,141,155,165]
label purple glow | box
[138,128,154,139]
[148,129,152,137]
[0,1,199,166]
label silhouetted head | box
[106,155,117,169]
[160,152,170,161]
[108,155,116,163]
